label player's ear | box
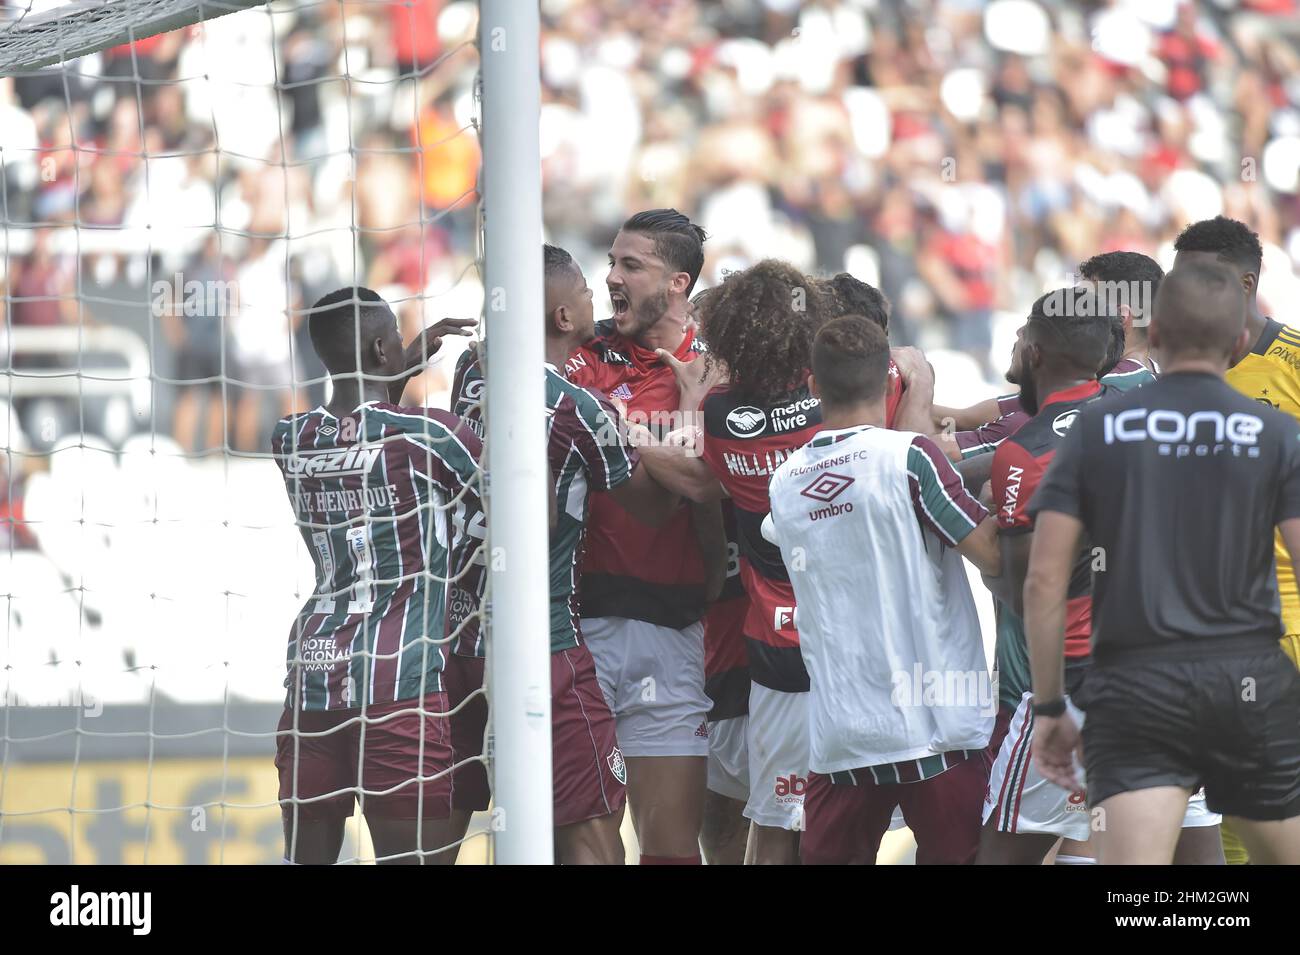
[1120,303,1134,334]
[808,373,821,400]
[1242,271,1258,298]
[552,304,571,334]
[671,270,691,296]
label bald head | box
[1151,262,1248,365]
[308,286,403,376]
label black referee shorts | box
[1079,638,1300,820]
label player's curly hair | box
[817,272,890,332]
[697,259,834,405]
[1173,215,1263,274]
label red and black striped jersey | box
[990,380,1111,669]
[699,369,906,692]
[564,320,708,628]
[703,500,750,721]
[700,381,821,691]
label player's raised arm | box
[889,345,937,436]
[635,345,726,502]
[391,317,478,404]
[933,397,1006,432]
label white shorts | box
[582,616,710,758]
[744,683,809,830]
[707,715,750,802]
[984,693,1223,841]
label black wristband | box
[1032,697,1067,717]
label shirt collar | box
[618,325,696,372]
[1040,379,1101,408]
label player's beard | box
[1019,362,1041,416]
[625,289,669,341]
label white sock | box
[1054,853,1096,865]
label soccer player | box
[1080,250,1162,388]
[641,264,936,863]
[931,251,1164,469]
[1175,214,1300,864]
[1026,262,1300,864]
[817,272,933,433]
[765,314,1001,865]
[698,499,753,865]
[648,261,837,864]
[977,286,1117,865]
[451,245,680,862]
[562,209,714,865]
[272,287,479,864]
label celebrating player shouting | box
[563,209,715,865]
[450,245,681,862]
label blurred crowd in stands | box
[1,0,1299,472]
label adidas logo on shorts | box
[694,722,710,739]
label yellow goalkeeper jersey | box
[1226,317,1300,636]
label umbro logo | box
[800,471,854,503]
[318,424,337,436]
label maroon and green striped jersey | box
[272,402,484,711]
[450,361,637,653]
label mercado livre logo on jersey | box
[726,405,766,437]
[285,445,383,478]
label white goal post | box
[477,0,551,864]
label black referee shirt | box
[1030,371,1300,660]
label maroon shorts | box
[444,653,491,812]
[274,692,454,822]
[800,752,991,865]
[553,644,627,828]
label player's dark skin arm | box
[933,397,1003,431]
[1023,509,1084,790]
[390,318,478,404]
[634,440,727,503]
[956,517,1002,578]
[691,500,728,605]
[982,532,1032,616]
[606,463,682,527]
[954,450,996,497]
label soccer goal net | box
[1,0,550,864]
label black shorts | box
[1080,641,1300,820]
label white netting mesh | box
[1,0,493,864]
